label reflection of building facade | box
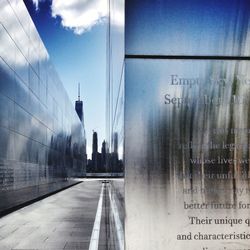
[109,132,123,173]
[0,1,86,213]
[75,100,83,122]
[101,140,107,170]
[74,84,87,170]
[75,83,84,125]
[91,131,100,172]
[106,0,124,174]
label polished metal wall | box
[125,1,250,249]
[0,0,86,212]
[106,0,124,172]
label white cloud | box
[32,0,40,10]
[110,0,124,29]
[51,0,107,35]
[1,1,49,67]
[31,0,125,35]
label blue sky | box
[24,0,107,156]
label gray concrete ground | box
[0,179,124,250]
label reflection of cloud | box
[0,1,48,67]
[32,0,39,10]
[110,0,124,29]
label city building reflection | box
[106,0,124,175]
[0,0,86,214]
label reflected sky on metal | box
[107,0,124,169]
[0,0,86,211]
[126,0,250,56]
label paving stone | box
[0,179,124,250]
[0,180,102,250]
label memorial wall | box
[106,0,124,173]
[125,0,250,249]
[0,0,86,213]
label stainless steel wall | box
[125,1,250,249]
[106,0,124,172]
[0,0,86,212]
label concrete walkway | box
[0,180,119,250]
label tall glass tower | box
[75,83,84,125]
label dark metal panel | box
[126,0,250,56]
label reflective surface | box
[106,0,124,173]
[0,180,124,250]
[125,0,250,249]
[125,59,250,250]
[0,0,86,211]
[126,0,250,56]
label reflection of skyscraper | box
[110,132,119,172]
[102,140,107,170]
[75,83,84,125]
[113,132,118,154]
[106,0,124,176]
[0,0,87,213]
[92,131,98,172]
[92,131,98,154]
[74,83,87,176]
